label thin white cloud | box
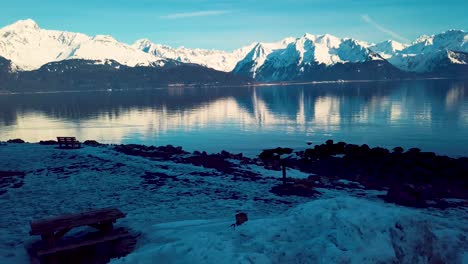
[361,14,410,43]
[160,10,230,19]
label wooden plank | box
[30,208,125,236]
[36,229,131,257]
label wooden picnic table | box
[29,208,129,259]
[56,137,81,149]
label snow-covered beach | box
[0,142,467,264]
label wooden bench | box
[29,208,129,259]
[57,137,81,149]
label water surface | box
[1,79,467,156]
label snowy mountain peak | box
[0,19,466,76]
[0,20,165,71]
[370,40,407,59]
[5,19,39,31]
[92,35,118,42]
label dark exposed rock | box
[235,212,248,226]
[7,138,25,143]
[39,140,57,145]
[270,183,320,197]
[384,184,427,208]
[393,146,404,154]
[141,171,177,189]
[292,140,468,205]
[114,144,189,160]
[0,171,25,178]
[83,140,102,146]
[184,154,234,174]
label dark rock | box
[235,212,248,226]
[184,154,234,174]
[384,184,427,207]
[406,148,421,154]
[344,144,360,156]
[270,183,319,197]
[360,144,370,152]
[39,140,57,145]
[7,138,25,143]
[220,150,230,158]
[83,140,101,146]
[393,147,404,154]
[0,171,25,178]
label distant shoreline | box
[0,76,464,95]
[2,139,467,209]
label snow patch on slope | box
[112,196,468,264]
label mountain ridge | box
[0,19,467,84]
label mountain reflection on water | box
[0,79,467,156]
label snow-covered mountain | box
[0,19,165,71]
[369,40,408,59]
[370,30,468,72]
[132,39,256,72]
[233,34,393,81]
[233,30,468,80]
[0,19,467,81]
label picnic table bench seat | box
[56,137,81,149]
[28,208,134,263]
[35,228,131,257]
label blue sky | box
[1,0,467,50]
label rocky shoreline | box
[2,138,468,209]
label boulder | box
[235,212,248,226]
[7,138,25,143]
[385,184,427,207]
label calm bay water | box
[1,79,467,156]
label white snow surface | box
[0,143,467,264]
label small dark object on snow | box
[231,212,248,228]
[0,171,25,178]
[7,138,25,143]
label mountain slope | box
[0,19,165,71]
[233,34,404,81]
[132,39,256,72]
[369,40,408,59]
[0,56,251,92]
[372,30,468,73]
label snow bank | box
[112,196,467,264]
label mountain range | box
[0,19,467,91]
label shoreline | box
[2,138,467,209]
[0,140,467,263]
[0,76,466,95]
